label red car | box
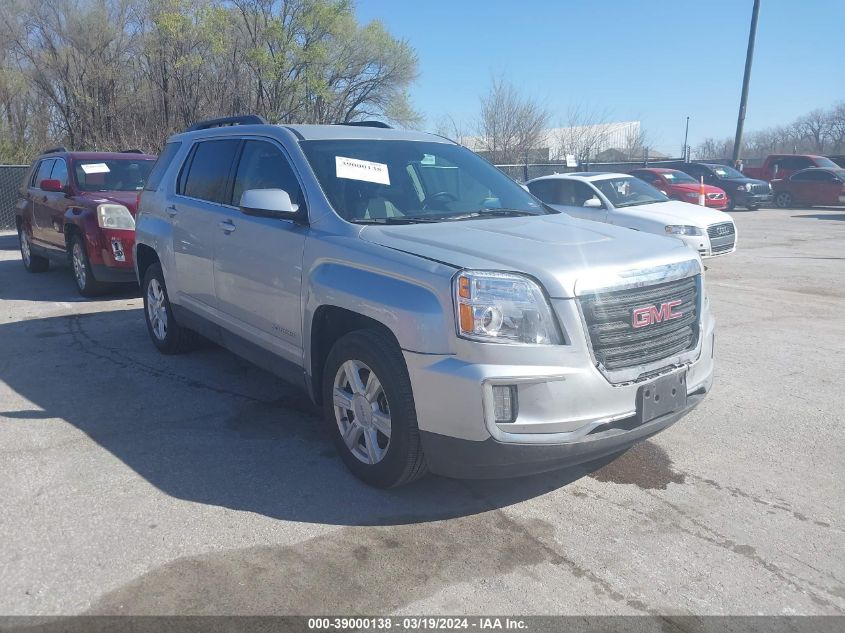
[743,154,840,181]
[15,148,156,295]
[772,167,845,208]
[629,168,729,210]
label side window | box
[230,140,302,207]
[795,170,832,182]
[50,159,68,187]
[527,179,555,203]
[180,139,241,203]
[33,159,55,187]
[145,141,182,192]
[573,181,600,206]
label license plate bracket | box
[638,370,687,423]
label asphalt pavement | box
[0,206,843,616]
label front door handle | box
[218,219,236,234]
[166,205,178,217]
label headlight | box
[665,225,702,236]
[454,271,561,345]
[97,204,135,230]
[684,192,699,199]
[744,183,753,192]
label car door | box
[212,138,307,365]
[29,158,55,246]
[42,157,71,249]
[172,137,241,313]
[814,170,845,205]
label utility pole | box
[732,0,761,164]
[682,116,690,161]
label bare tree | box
[475,76,548,164]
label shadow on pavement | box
[0,236,139,303]
[792,211,845,221]
[0,308,602,527]
[0,231,21,250]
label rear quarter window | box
[144,142,182,192]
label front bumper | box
[405,301,715,479]
[421,391,706,479]
[735,192,772,208]
[86,228,136,283]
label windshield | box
[299,140,546,223]
[662,170,697,184]
[711,165,744,179]
[74,159,155,192]
[593,176,669,208]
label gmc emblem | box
[632,300,683,328]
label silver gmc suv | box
[134,116,715,488]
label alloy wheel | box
[72,241,87,289]
[20,231,31,267]
[333,359,392,465]
[146,278,168,341]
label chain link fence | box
[0,166,28,231]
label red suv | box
[15,148,156,295]
[629,168,728,210]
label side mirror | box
[240,188,302,221]
[583,197,602,209]
[40,179,63,192]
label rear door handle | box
[218,219,236,234]
[166,205,178,217]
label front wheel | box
[142,262,197,354]
[774,191,793,209]
[71,234,107,296]
[725,196,735,211]
[323,329,427,488]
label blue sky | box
[355,0,845,155]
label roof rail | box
[186,115,268,132]
[43,146,67,154]
[121,149,145,154]
[335,120,393,129]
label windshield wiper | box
[442,208,540,221]
[350,216,440,224]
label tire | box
[725,196,735,212]
[19,227,49,272]
[142,262,198,354]
[774,191,793,209]
[322,329,428,488]
[70,234,108,297]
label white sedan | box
[526,172,737,258]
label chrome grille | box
[750,183,770,195]
[578,276,700,371]
[707,221,736,254]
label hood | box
[718,176,767,186]
[670,183,724,195]
[80,191,140,215]
[615,200,731,226]
[359,213,699,299]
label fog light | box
[110,238,125,262]
[493,385,518,423]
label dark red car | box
[629,167,729,210]
[772,167,845,208]
[15,148,156,295]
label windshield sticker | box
[421,154,436,165]
[80,163,110,174]
[336,156,390,185]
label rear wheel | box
[774,191,793,209]
[323,329,427,488]
[19,227,49,272]
[142,262,198,354]
[70,234,107,297]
